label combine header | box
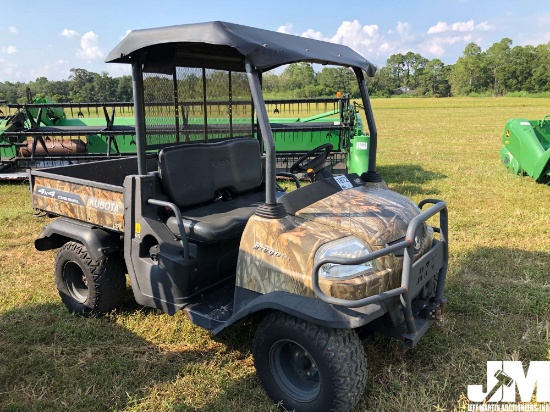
[0,95,371,180]
[0,100,135,179]
[500,115,550,184]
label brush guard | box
[312,199,448,348]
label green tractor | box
[500,115,550,184]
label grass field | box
[0,97,549,411]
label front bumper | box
[311,199,448,347]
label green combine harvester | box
[0,99,136,180]
[0,95,371,180]
[500,115,550,184]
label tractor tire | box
[55,241,126,315]
[253,312,367,412]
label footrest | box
[183,284,235,330]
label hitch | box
[415,297,447,321]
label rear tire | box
[55,241,126,315]
[253,312,367,412]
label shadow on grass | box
[377,164,447,196]
[0,303,170,411]
[0,302,265,412]
[360,246,549,411]
[3,245,546,411]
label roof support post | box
[172,66,180,143]
[353,67,381,182]
[245,60,286,218]
[132,56,147,175]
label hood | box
[294,186,421,246]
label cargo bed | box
[30,156,157,232]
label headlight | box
[315,236,374,279]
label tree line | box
[1,38,549,103]
[0,68,133,104]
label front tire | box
[55,241,126,315]
[253,312,367,412]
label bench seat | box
[166,191,264,243]
[158,138,264,243]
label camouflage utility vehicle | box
[30,22,448,412]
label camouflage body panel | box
[32,176,124,232]
[237,185,433,301]
[363,180,389,190]
[295,186,423,246]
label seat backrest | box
[158,138,262,208]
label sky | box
[1,0,549,83]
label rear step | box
[183,284,235,330]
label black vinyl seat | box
[158,138,264,243]
[166,191,264,242]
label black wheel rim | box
[269,339,320,402]
[63,261,88,303]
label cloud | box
[396,21,415,42]
[278,20,393,61]
[515,13,550,47]
[421,36,465,56]
[329,20,382,53]
[427,22,450,34]
[427,19,493,34]
[76,31,104,60]
[301,28,327,41]
[474,21,493,31]
[276,19,491,66]
[520,31,550,46]
[61,28,80,38]
[1,46,17,54]
[30,60,71,81]
[452,20,475,32]
[9,26,17,34]
[277,24,294,34]
[421,19,495,58]
[107,63,132,78]
[120,29,132,40]
[2,63,20,81]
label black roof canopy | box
[105,21,376,75]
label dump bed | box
[30,157,156,232]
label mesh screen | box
[143,66,254,149]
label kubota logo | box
[467,361,550,411]
[87,198,120,213]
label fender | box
[35,218,122,260]
[212,287,389,334]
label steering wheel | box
[289,143,333,174]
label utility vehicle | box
[30,22,448,412]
